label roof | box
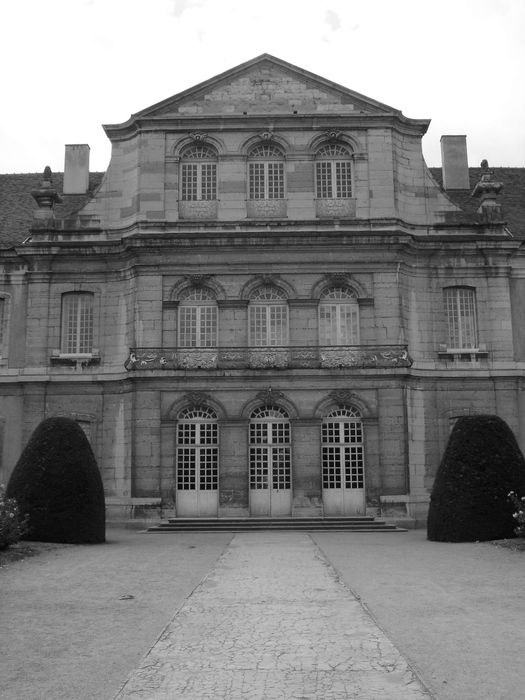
[0,168,523,247]
[0,172,104,247]
[429,167,525,237]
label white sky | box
[1,0,524,173]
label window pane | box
[179,307,198,347]
[336,161,352,198]
[269,305,287,345]
[249,162,265,199]
[201,163,216,200]
[267,162,284,199]
[250,305,268,345]
[199,306,217,347]
[181,163,198,201]
[316,162,332,198]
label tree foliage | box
[427,415,525,542]
[6,417,105,544]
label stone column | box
[219,419,249,516]
[291,417,322,516]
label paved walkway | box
[114,533,431,699]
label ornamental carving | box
[183,391,211,407]
[178,351,217,369]
[324,128,343,142]
[325,272,351,287]
[249,349,289,369]
[189,131,208,142]
[259,131,274,141]
[256,387,284,405]
[320,347,411,369]
[184,274,213,288]
[329,390,357,407]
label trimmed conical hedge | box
[427,415,525,542]
[6,417,105,544]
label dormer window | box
[315,143,353,199]
[180,144,217,201]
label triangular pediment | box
[131,54,400,120]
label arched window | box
[61,292,94,354]
[319,287,359,345]
[178,287,217,348]
[248,144,285,200]
[180,144,217,201]
[315,143,353,199]
[249,286,288,346]
[322,406,364,490]
[249,405,291,491]
[176,406,218,493]
[443,286,478,349]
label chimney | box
[63,144,90,194]
[440,135,469,190]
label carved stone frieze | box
[249,349,289,369]
[178,350,218,369]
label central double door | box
[249,406,292,516]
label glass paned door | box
[249,407,292,516]
[322,408,365,515]
[176,408,218,516]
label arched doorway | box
[175,406,218,517]
[249,405,292,516]
[322,406,365,515]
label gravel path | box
[1,528,525,699]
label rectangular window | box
[444,287,478,349]
[319,304,359,345]
[316,161,352,198]
[181,163,217,201]
[249,162,284,199]
[179,306,217,347]
[250,305,288,346]
[61,293,94,354]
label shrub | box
[0,484,28,550]
[508,491,525,537]
[6,417,105,544]
[427,415,525,542]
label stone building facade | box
[1,54,524,524]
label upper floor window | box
[180,144,217,201]
[61,292,94,354]
[249,287,288,346]
[443,286,478,349]
[316,143,352,199]
[319,287,359,345]
[178,287,217,348]
[248,144,285,200]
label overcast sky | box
[1,0,524,173]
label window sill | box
[51,351,101,367]
[437,347,488,361]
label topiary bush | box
[6,417,105,544]
[427,415,525,542]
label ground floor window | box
[322,407,364,489]
[176,406,218,491]
[249,405,291,490]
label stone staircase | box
[147,516,407,533]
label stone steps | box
[147,516,407,533]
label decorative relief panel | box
[179,200,218,220]
[125,345,411,371]
[246,199,287,219]
[319,347,411,369]
[315,198,356,219]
